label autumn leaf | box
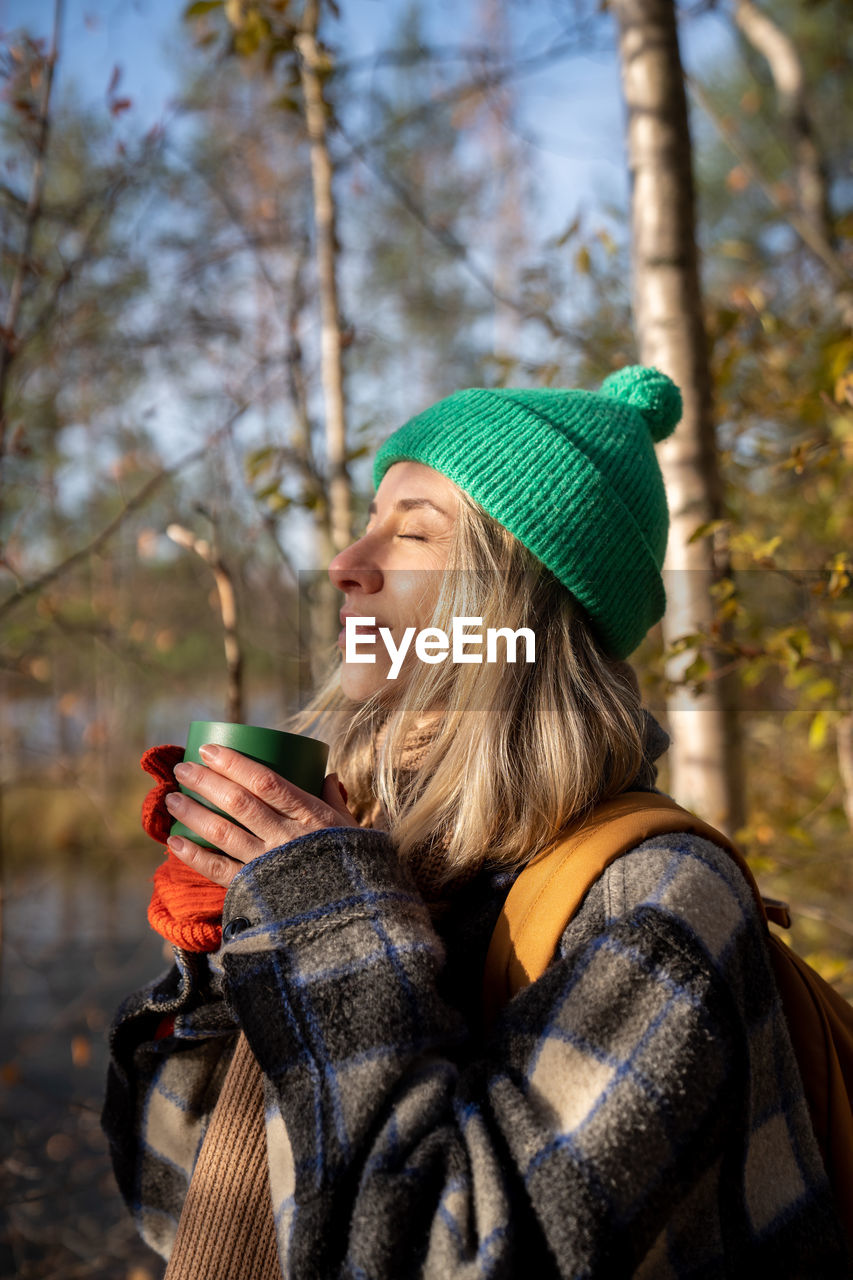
[184,0,225,17]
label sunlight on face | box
[327,462,459,702]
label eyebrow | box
[366,497,451,519]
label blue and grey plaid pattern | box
[103,826,848,1277]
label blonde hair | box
[281,482,655,890]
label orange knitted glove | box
[141,744,226,953]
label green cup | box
[170,720,330,853]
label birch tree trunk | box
[295,0,353,673]
[612,0,745,835]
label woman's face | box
[328,461,459,702]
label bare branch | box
[0,0,65,466]
[169,140,288,306]
[334,115,588,349]
[167,512,244,723]
[685,72,851,293]
[18,171,134,357]
[733,0,834,252]
[336,29,605,166]
[0,396,255,623]
[334,40,511,75]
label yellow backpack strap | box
[482,791,763,1030]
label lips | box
[337,611,390,649]
[339,611,388,629]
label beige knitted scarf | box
[165,718,447,1280]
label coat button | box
[223,916,251,941]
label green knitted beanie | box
[372,365,682,660]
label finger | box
[164,789,267,861]
[320,773,358,825]
[173,756,308,845]
[195,745,326,823]
[167,834,240,888]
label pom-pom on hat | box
[372,364,682,660]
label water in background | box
[0,853,169,1280]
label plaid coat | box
[103,822,848,1278]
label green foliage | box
[185,1,226,17]
[183,0,301,74]
[666,1,852,689]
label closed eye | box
[358,524,426,541]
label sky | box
[1,0,737,240]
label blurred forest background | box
[0,0,850,1275]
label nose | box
[328,536,383,596]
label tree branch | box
[167,512,244,723]
[335,28,604,165]
[732,0,835,251]
[170,139,289,306]
[0,397,254,623]
[685,72,851,292]
[0,0,65,467]
[334,115,588,349]
[18,170,135,359]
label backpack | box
[482,790,853,1246]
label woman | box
[103,366,847,1278]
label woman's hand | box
[164,743,358,888]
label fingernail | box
[173,763,192,781]
[199,743,220,762]
[167,836,186,854]
[164,792,183,811]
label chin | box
[339,662,409,705]
[339,667,387,703]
